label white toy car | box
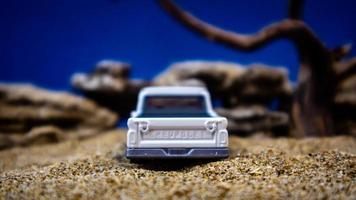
[126,86,229,159]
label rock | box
[178,79,206,87]
[216,106,290,136]
[72,73,127,92]
[334,75,356,108]
[21,126,65,146]
[154,61,246,98]
[0,83,118,149]
[72,60,131,93]
[96,60,131,78]
[72,60,150,117]
[229,64,293,105]
[154,61,292,107]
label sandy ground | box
[0,129,355,199]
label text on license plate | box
[141,130,213,140]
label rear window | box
[138,95,210,117]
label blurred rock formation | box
[216,106,289,136]
[0,84,118,149]
[72,60,150,117]
[155,61,292,136]
[155,61,245,99]
[69,58,356,137]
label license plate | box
[141,130,213,140]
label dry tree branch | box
[158,0,325,54]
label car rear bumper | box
[126,147,229,159]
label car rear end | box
[126,117,229,159]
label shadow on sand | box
[113,146,229,171]
[129,158,226,171]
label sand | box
[0,129,355,199]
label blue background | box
[1,0,355,90]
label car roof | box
[140,86,208,96]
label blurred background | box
[1,0,356,150]
[1,0,355,89]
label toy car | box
[126,86,229,159]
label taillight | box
[205,121,217,133]
[138,121,149,132]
